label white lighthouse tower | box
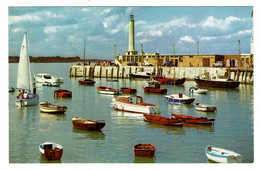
[126,15,138,55]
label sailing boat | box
[16,32,39,107]
[165,43,195,104]
[78,40,95,85]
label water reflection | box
[16,106,37,120]
[40,112,67,120]
[39,155,62,163]
[72,128,106,140]
[183,123,215,132]
[145,122,185,135]
[133,155,156,163]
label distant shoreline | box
[8,56,112,63]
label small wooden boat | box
[189,86,208,94]
[172,113,215,124]
[143,80,167,94]
[72,117,106,131]
[120,87,137,94]
[144,114,183,126]
[54,89,72,98]
[9,87,15,92]
[78,79,96,85]
[205,145,243,163]
[96,86,121,95]
[42,82,60,87]
[39,142,63,161]
[165,93,195,104]
[195,103,217,112]
[133,144,156,157]
[40,101,67,113]
[111,96,159,114]
[153,77,186,85]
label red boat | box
[39,142,63,161]
[72,117,106,131]
[54,89,72,98]
[144,114,183,126]
[133,144,156,157]
[120,87,137,94]
[172,113,215,124]
[78,79,95,85]
[154,77,186,85]
[143,80,167,94]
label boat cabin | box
[35,73,52,79]
[115,96,144,104]
[147,80,161,88]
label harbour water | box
[9,63,254,163]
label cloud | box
[81,8,90,12]
[9,14,41,25]
[44,24,79,34]
[135,20,146,25]
[178,36,195,43]
[101,8,112,15]
[11,27,22,32]
[67,34,81,43]
[148,30,162,37]
[200,16,245,29]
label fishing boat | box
[34,73,63,83]
[144,114,183,126]
[172,113,215,124]
[129,72,153,79]
[78,79,95,85]
[133,144,157,157]
[194,72,240,88]
[54,89,72,98]
[39,142,63,161]
[143,80,167,94]
[165,93,195,104]
[110,96,160,114]
[205,145,243,163]
[42,82,60,87]
[153,77,186,85]
[195,103,217,112]
[120,87,137,94]
[40,101,67,113]
[189,86,208,94]
[97,86,121,95]
[9,87,15,92]
[16,32,39,107]
[72,117,106,131]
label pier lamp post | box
[114,44,116,59]
[237,40,241,55]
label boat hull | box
[40,103,67,113]
[195,77,240,88]
[16,94,39,107]
[165,96,195,104]
[39,142,63,161]
[78,79,95,85]
[154,77,186,85]
[143,87,167,94]
[72,117,106,131]
[120,87,137,94]
[54,89,72,98]
[144,114,183,126]
[129,74,150,79]
[42,82,60,87]
[133,144,156,157]
[172,114,215,124]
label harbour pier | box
[69,65,253,84]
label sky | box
[8,6,253,60]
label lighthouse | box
[126,15,138,55]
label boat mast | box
[173,42,175,93]
[83,40,86,78]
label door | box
[203,58,210,67]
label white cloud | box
[136,32,144,37]
[135,20,146,25]
[67,35,81,43]
[44,24,79,34]
[81,8,90,12]
[11,27,22,32]
[9,14,41,25]
[200,16,243,29]
[199,36,217,41]
[101,8,112,15]
[148,30,162,37]
[178,36,195,43]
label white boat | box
[110,96,160,114]
[165,93,195,104]
[195,103,217,112]
[189,86,208,94]
[16,33,39,107]
[42,82,60,87]
[39,142,63,160]
[205,145,243,163]
[34,73,63,83]
[40,101,67,113]
[97,86,121,95]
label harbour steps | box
[69,65,253,84]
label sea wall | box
[69,65,253,84]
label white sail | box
[17,33,33,92]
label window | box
[189,55,193,58]
[179,56,183,62]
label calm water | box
[9,63,254,163]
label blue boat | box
[165,93,195,104]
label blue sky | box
[8,6,253,59]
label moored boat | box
[72,117,106,131]
[195,103,217,112]
[110,96,159,114]
[120,87,137,94]
[153,77,186,85]
[39,142,63,161]
[172,113,215,124]
[144,114,183,126]
[97,86,121,95]
[165,93,195,104]
[34,73,63,83]
[9,87,15,92]
[129,72,153,79]
[143,80,167,94]
[205,145,243,163]
[78,79,96,85]
[189,86,208,94]
[194,72,240,88]
[54,89,72,98]
[42,82,60,87]
[40,101,67,113]
[133,144,156,157]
